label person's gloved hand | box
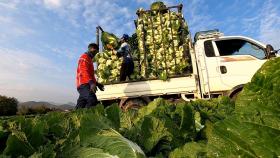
[116,51,122,58]
[96,82,105,91]
[89,81,97,93]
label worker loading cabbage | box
[99,26,120,51]
[136,1,191,80]
[112,34,135,82]
[96,30,140,84]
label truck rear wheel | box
[121,97,151,111]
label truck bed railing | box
[101,73,193,85]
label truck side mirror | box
[265,44,276,59]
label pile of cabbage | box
[95,50,122,84]
[136,2,191,80]
[96,31,141,84]
[96,1,191,84]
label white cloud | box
[81,0,134,35]
[0,15,13,23]
[242,16,261,33]
[14,27,35,36]
[49,47,76,60]
[43,0,61,8]
[259,0,280,49]
[0,27,34,44]
[241,0,280,48]
[184,0,219,35]
[0,0,182,37]
[0,47,59,80]
[0,14,35,41]
[17,0,136,35]
[0,1,18,10]
[0,47,77,103]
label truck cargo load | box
[136,3,191,80]
[95,2,192,84]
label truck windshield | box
[215,39,266,59]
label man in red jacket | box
[76,43,104,109]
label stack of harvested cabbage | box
[95,50,123,84]
[136,1,191,80]
[95,31,121,84]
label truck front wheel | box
[228,84,244,101]
[230,89,242,101]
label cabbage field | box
[0,58,279,157]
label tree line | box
[0,95,60,116]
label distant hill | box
[19,101,75,110]
[66,102,76,106]
[19,101,57,109]
[58,104,75,110]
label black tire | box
[123,98,147,111]
[230,90,242,101]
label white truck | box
[96,5,278,109]
[96,29,277,109]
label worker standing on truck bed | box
[76,43,104,109]
[117,34,134,81]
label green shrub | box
[0,95,18,116]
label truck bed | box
[96,75,197,100]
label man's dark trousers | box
[76,84,98,109]
[120,58,134,81]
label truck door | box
[213,38,267,89]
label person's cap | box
[88,43,98,49]
[121,34,129,40]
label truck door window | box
[215,39,266,59]
[204,40,215,57]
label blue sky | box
[0,0,279,104]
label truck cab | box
[194,30,268,98]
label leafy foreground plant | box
[0,105,145,158]
[0,58,279,157]
[169,58,280,158]
[119,96,234,158]
[205,57,280,158]
[0,96,233,158]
